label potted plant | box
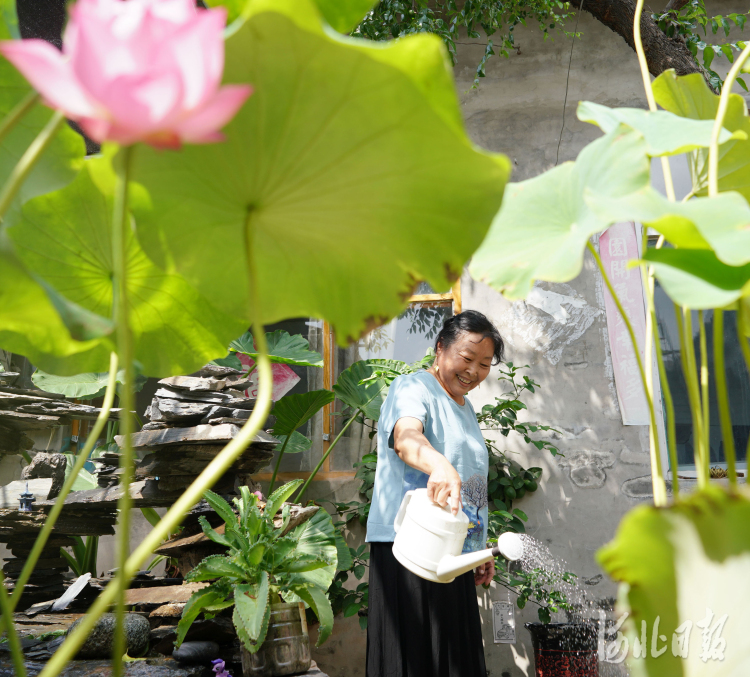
[176,480,338,677]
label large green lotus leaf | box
[597,486,750,677]
[231,330,324,368]
[0,1,85,224]
[469,126,649,300]
[588,188,750,266]
[131,0,509,343]
[653,70,750,201]
[576,101,744,157]
[272,389,335,436]
[0,239,111,374]
[32,368,147,400]
[9,157,246,377]
[641,248,750,309]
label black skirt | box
[366,542,487,677]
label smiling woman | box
[364,310,505,677]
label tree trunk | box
[581,0,714,88]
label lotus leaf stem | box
[112,145,136,677]
[0,110,65,221]
[0,91,38,146]
[588,242,666,503]
[0,572,25,677]
[713,309,737,487]
[709,43,750,198]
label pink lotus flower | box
[0,0,251,148]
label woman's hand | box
[426,458,462,515]
[474,558,495,587]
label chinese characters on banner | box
[599,223,649,425]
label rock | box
[22,453,67,498]
[158,375,227,392]
[0,410,59,431]
[196,364,243,378]
[67,612,150,659]
[172,641,220,665]
[118,424,277,450]
[0,425,34,455]
[148,399,214,423]
[124,583,209,606]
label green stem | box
[588,241,666,504]
[111,146,135,677]
[0,111,65,221]
[38,190,274,677]
[698,311,710,465]
[632,0,676,202]
[268,433,291,495]
[679,308,709,487]
[713,309,737,487]
[708,43,750,198]
[736,304,750,478]
[294,409,361,503]
[8,352,118,609]
[0,572,25,677]
[0,91,38,147]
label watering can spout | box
[435,532,524,583]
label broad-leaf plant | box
[177,481,339,651]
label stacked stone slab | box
[3,534,78,606]
[115,366,276,492]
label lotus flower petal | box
[0,0,251,148]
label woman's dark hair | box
[434,310,505,365]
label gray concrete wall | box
[312,3,750,676]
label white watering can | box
[392,488,524,583]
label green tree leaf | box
[334,529,354,572]
[234,573,270,643]
[265,479,305,520]
[296,584,334,645]
[272,390,335,436]
[9,156,246,376]
[576,101,744,156]
[177,584,229,647]
[597,486,750,677]
[231,330,323,368]
[131,0,508,343]
[333,361,390,421]
[653,70,750,202]
[469,127,649,300]
[272,432,312,454]
[287,508,338,592]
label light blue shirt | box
[366,370,489,552]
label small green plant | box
[176,480,338,652]
[60,535,98,577]
[326,543,370,630]
[494,564,577,624]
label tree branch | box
[664,0,690,13]
[582,0,714,89]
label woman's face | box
[433,331,495,400]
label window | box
[654,285,750,473]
